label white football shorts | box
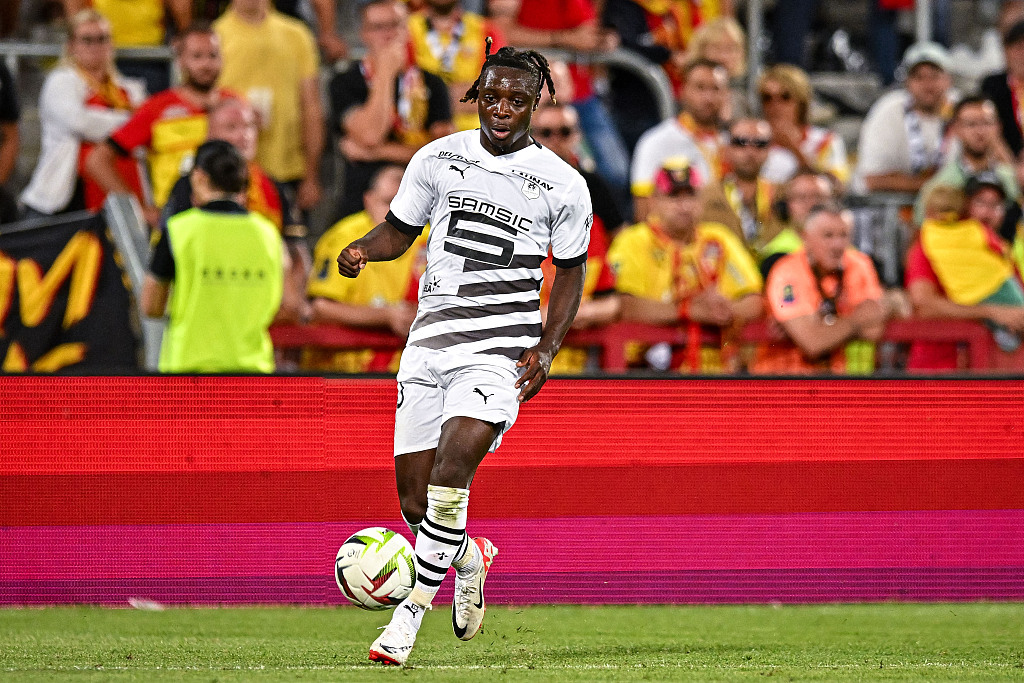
[393,345,522,457]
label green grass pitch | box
[2,603,1023,681]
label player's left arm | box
[516,261,586,403]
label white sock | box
[407,485,469,607]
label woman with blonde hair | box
[757,64,850,188]
[20,9,146,216]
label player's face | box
[208,103,258,161]
[178,33,222,93]
[804,212,851,273]
[477,66,539,156]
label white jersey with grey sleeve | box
[387,129,593,362]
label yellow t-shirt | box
[408,11,489,131]
[93,0,164,46]
[608,220,762,302]
[304,211,426,372]
[214,10,319,181]
[607,220,762,371]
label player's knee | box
[397,488,427,523]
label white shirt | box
[630,117,717,196]
[21,65,146,214]
[761,125,850,186]
[852,89,948,195]
[389,130,592,361]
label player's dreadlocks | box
[460,37,556,106]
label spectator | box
[608,157,762,372]
[408,0,505,132]
[21,10,146,217]
[85,22,232,227]
[753,203,902,374]
[63,0,191,95]
[490,0,630,211]
[532,102,622,373]
[330,0,453,219]
[214,0,323,212]
[758,171,837,279]
[758,64,850,187]
[603,0,733,152]
[303,165,424,373]
[684,16,747,120]
[196,0,349,59]
[700,117,782,261]
[854,42,956,196]
[140,140,286,373]
[906,182,1024,371]
[914,97,1018,228]
[630,58,728,221]
[0,59,19,194]
[162,98,311,326]
[981,19,1024,159]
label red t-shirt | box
[515,0,596,102]
[904,241,959,371]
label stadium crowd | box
[3,0,1024,374]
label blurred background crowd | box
[2,0,1024,375]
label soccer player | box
[337,41,592,666]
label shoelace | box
[454,577,479,618]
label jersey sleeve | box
[387,145,437,233]
[844,251,883,307]
[607,229,651,299]
[765,255,817,323]
[109,97,162,155]
[550,174,593,267]
[718,228,763,298]
[149,222,175,281]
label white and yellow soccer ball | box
[335,527,417,610]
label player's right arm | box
[337,220,419,278]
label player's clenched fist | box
[337,245,368,278]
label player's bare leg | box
[395,449,435,537]
[370,418,497,666]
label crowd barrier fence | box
[271,317,1011,373]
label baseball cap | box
[964,171,1007,199]
[653,157,704,196]
[901,41,951,73]
[1005,19,1024,46]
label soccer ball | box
[335,527,417,610]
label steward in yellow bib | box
[141,140,285,373]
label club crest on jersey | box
[521,178,540,199]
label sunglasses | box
[730,136,771,149]
[534,125,574,138]
[760,90,792,103]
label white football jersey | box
[388,129,592,361]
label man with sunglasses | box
[701,117,782,262]
[533,102,623,372]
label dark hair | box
[951,96,996,122]
[174,21,215,53]
[193,140,248,194]
[460,38,555,106]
